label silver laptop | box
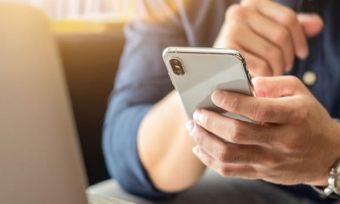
[0,4,131,204]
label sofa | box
[55,26,125,185]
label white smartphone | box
[162,47,254,122]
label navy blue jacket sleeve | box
[102,0,188,199]
[103,0,237,199]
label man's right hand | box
[214,0,323,76]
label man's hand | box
[186,76,340,186]
[214,0,323,76]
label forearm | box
[138,91,205,193]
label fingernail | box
[193,111,204,124]
[211,91,223,105]
[298,49,309,60]
[192,146,200,156]
[185,121,194,134]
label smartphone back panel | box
[163,47,253,118]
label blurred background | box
[0,0,136,32]
[0,0,135,19]
[0,0,134,185]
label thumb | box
[298,13,324,37]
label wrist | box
[333,118,340,162]
[311,119,340,194]
[312,159,340,198]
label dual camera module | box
[170,58,185,75]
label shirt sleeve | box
[102,0,188,200]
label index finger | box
[243,0,308,59]
[211,90,293,123]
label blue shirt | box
[103,0,340,201]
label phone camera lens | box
[170,58,185,75]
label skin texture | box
[188,76,340,186]
[214,0,323,76]
[137,0,336,192]
[138,91,206,192]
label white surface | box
[88,180,152,204]
[87,193,135,204]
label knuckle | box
[224,96,240,112]
[265,155,282,167]
[229,133,241,144]
[194,128,204,145]
[226,28,241,45]
[281,9,297,26]
[284,141,301,153]
[193,126,207,145]
[288,75,299,82]
[265,109,276,121]
[262,131,274,145]
[256,59,268,69]
[273,28,290,45]
[220,166,234,177]
[286,76,302,88]
[291,106,308,123]
[201,111,212,128]
[253,109,265,122]
[252,103,273,122]
[201,155,213,167]
[286,75,298,83]
[257,65,272,77]
[226,4,246,20]
[216,147,229,161]
[242,0,259,6]
[258,168,275,181]
[251,76,267,88]
[252,60,271,76]
[267,46,281,62]
[229,121,244,143]
[216,145,241,163]
[225,21,245,42]
[281,135,302,153]
[251,0,261,3]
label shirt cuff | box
[103,105,177,200]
